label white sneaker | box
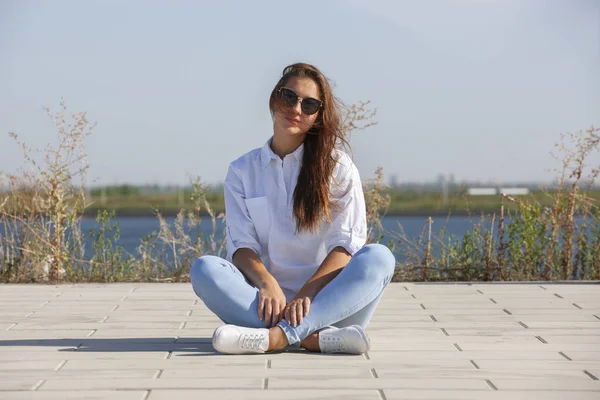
[318,325,371,354]
[212,324,270,354]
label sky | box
[1,0,599,187]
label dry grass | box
[386,126,600,281]
[0,100,93,281]
[1,101,597,282]
[0,100,381,282]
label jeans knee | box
[190,255,222,294]
[360,243,396,277]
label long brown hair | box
[269,63,349,233]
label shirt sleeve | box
[324,161,367,256]
[224,163,262,263]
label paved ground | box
[0,282,599,399]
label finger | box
[303,297,311,318]
[276,303,284,324]
[293,301,299,325]
[284,306,291,323]
[278,304,284,325]
[298,298,310,325]
[279,300,287,324]
[290,303,297,327]
[271,302,279,327]
[272,304,279,326]
[265,301,272,327]
[297,304,304,326]
[258,297,265,321]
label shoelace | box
[322,336,346,352]
[239,333,265,350]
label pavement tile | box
[541,335,600,344]
[0,391,147,400]
[474,360,600,370]
[0,351,170,360]
[453,342,549,351]
[585,369,600,379]
[367,321,523,329]
[269,358,475,369]
[0,330,94,339]
[367,350,566,360]
[513,314,599,322]
[491,378,600,390]
[0,345,80,352]
[368,341,458,351]
[358,314,434,322]
[60,358,265,370]
[89,329,214,338]
[366,327,443,336]
[435,314,597,322]
[0,378,40,390]
[444,328,600,336]
[522,322,600,329]
[161,367,373,378]
[0,369,157,379]
[383,390,600,400]
[570,303,600,309]
[501,309,591,314]
[375,308,501,315]
[39,377,262,390]
[460,343,599,352]
[375,367,592,379]
[11,322,183,330]
[0,282,598,399]
[268,377,490,389]
[424,335,541,344]
[110,310,189,316]
[0,360,64,371]
[148,389,381,400]
[563,352,600,361]
[104,315,216,322]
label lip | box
[285,117,301,125]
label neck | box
[271,132,305,159]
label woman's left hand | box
[283,296,311,327]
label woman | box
[190,63,396,355]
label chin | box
[283,126,307,136]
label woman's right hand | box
[258,280,287,328]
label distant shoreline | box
[82,208,495,218]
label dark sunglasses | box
[278,87,323,115]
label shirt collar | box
[290,141,305,162]
[260,136,305,168]
[260,137,279,168]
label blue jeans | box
[190,243,396,346]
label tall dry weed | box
[0,100,94,281]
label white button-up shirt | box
[224,136,367,293]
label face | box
[273,76,321,138]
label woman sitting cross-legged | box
[190,62,396,355]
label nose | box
[292,99,302,115]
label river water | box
[78,215,487,259]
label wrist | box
[257,274,277,290]
[296,284,317,300]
